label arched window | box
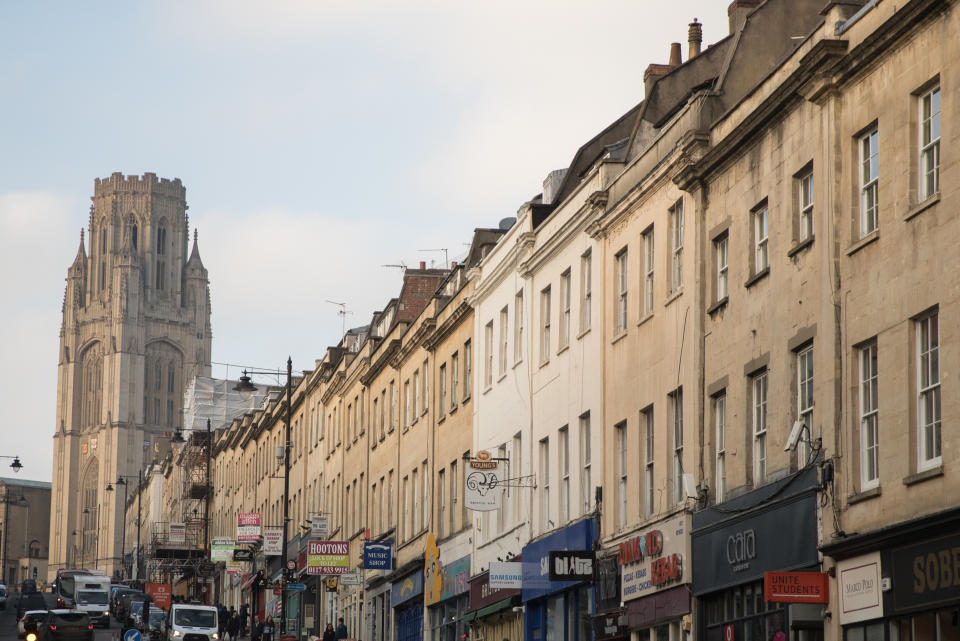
[80,459,99,568]
[144,342,182,428]
[155,223,167,291]
[131,224,138,251]
[28,540,41,558]
[80,344,103,429]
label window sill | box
[497,373,508,383]
[637,312,654,328]
[449,405,458,415]
[482,385,492,395]
[611,330,628,345]
[539,359,550,368]
[787,235,815,258]
[462,394,471,404]
[557,344,570,356]
[904,193,940,221]
[512,358,523,370]
[437,415,446,425]
[847,486,881,505]
[577,327,592,340]
[846,229,879,256]
[707,297,728,316]
[904,464,943,486]
[744,267,770,289]
[421,408,429,418]
[664,289,683,307]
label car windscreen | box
[52,612,90,625]
[149,610,167,624]
[75,591,109,605]
[174,609,216,628]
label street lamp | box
[0,456,23,473]
[234,357,293,633]
[109,471,143,580]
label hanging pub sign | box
[465,450,502,512]
[548,550,596,581]
[324,577,339,592]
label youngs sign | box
[620,515,690,602]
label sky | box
[0,0,728,483]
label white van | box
[167,603,219,641]
[71,575,113,627]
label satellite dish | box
[785,419,806,452]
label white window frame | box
[559,427,570,525]
[797,345,814,465]
[672,390,684,505]
[439,363,447,416]
[579,412,591,516]
[616,423,627,529]
[753,204,769,273]
[559,269,571,349]
[463,340,472,400]
[514,291,524,364]
[670,201,684,292]
[451,352,459,408]
[919,86,941,201]
[859,128,879,237]
[615,249,628,334]
[484,321,494,388]
[917,313,941,470]
[644,409,654,517]
[580,251,592,332]
[859,343,879,490]
[437,469,446,539]
[715,393,726,503]
[643,229,655,315]
[753,371,768,484]
[715,235,728,301]
[799,170,814,241]
[540,286,552,365]
[539,437,550,530]
[499,306,508,375]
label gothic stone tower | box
[48,173,212,582]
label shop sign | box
[391,570,424,607]
[340,572,362,586]
[548,550,595,581]
[763,571,829,603]
[307,540,350,575]
[621,515,690,601]
[145,583,172,611]
[837,552,883,625]
[489,562,523,589]
[237,513,262,542]
[264,527,283,556]
[233,548,254,562]
[226,559,243,575]
[592,611,628,641]
[465,451,502,512]
[169,522,186,545]
[311,514,329,538]
[364,541,393,570]
[891,532,960,614]
[596,555,622,612]
[522,518,595,602]
[212,537,235,562]
[469,565,521,611]
[691,492,818,595]
[425,533,471,606]
[324,577,339,592]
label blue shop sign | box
[391,570,424,608]
[365,541,393,570]
[521,518,595,602]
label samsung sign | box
[489,562,523,589]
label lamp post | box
[0,456,23,473]
[109,472,141,579]
[234,357,292,633]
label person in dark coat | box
[322,623,336,641]
[262,616,275,641]
[335,618,347,640]
[252,616,263,641]
[228,611,241,641]
[239,605,249,637]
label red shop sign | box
[763,571,829,604]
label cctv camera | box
[784,419,806,452]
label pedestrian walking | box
[323,623,336,641]
[335,617,347,640]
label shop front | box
[464,563,522,641]
[522,518,597,641]
[617,513,692,641]
[692,468,824,641]
[391,569,424,641]
[823,507,960,641]
[594,553,628,641]
[425,535,471,641]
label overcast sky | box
[0,0,728,483]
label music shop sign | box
[620,515,691,601]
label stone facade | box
[49,173,211,582]
[0,478,51,588]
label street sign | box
[124,630,142,641]
[286,583,306,591]
[286,560,296,570]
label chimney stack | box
[688,18,702,59]
[668,42,682,67]
[728,0,762,34]
[419,261,426,270]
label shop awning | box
[469,597,516,621]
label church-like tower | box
[48,173,212,582]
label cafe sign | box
[837,552,883,624]
[620,515,690,601]
[892,533,960,614]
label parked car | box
[36,610,94,641]
[18,609,49,640]
[111,588,144,621]
[17,593,49,620]
[0,583,7,610]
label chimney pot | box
[688,18,702,59]
[419,261,426,270]
[669,42,682,67]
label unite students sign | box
[763,571,829,604]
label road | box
[0,593,123,641]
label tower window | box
[131,224,138,251]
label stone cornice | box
[472,231,534,302]
[423,299,472,351]
[519,192,605,277]
[393,317,436,367]
[362,338,402,386]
